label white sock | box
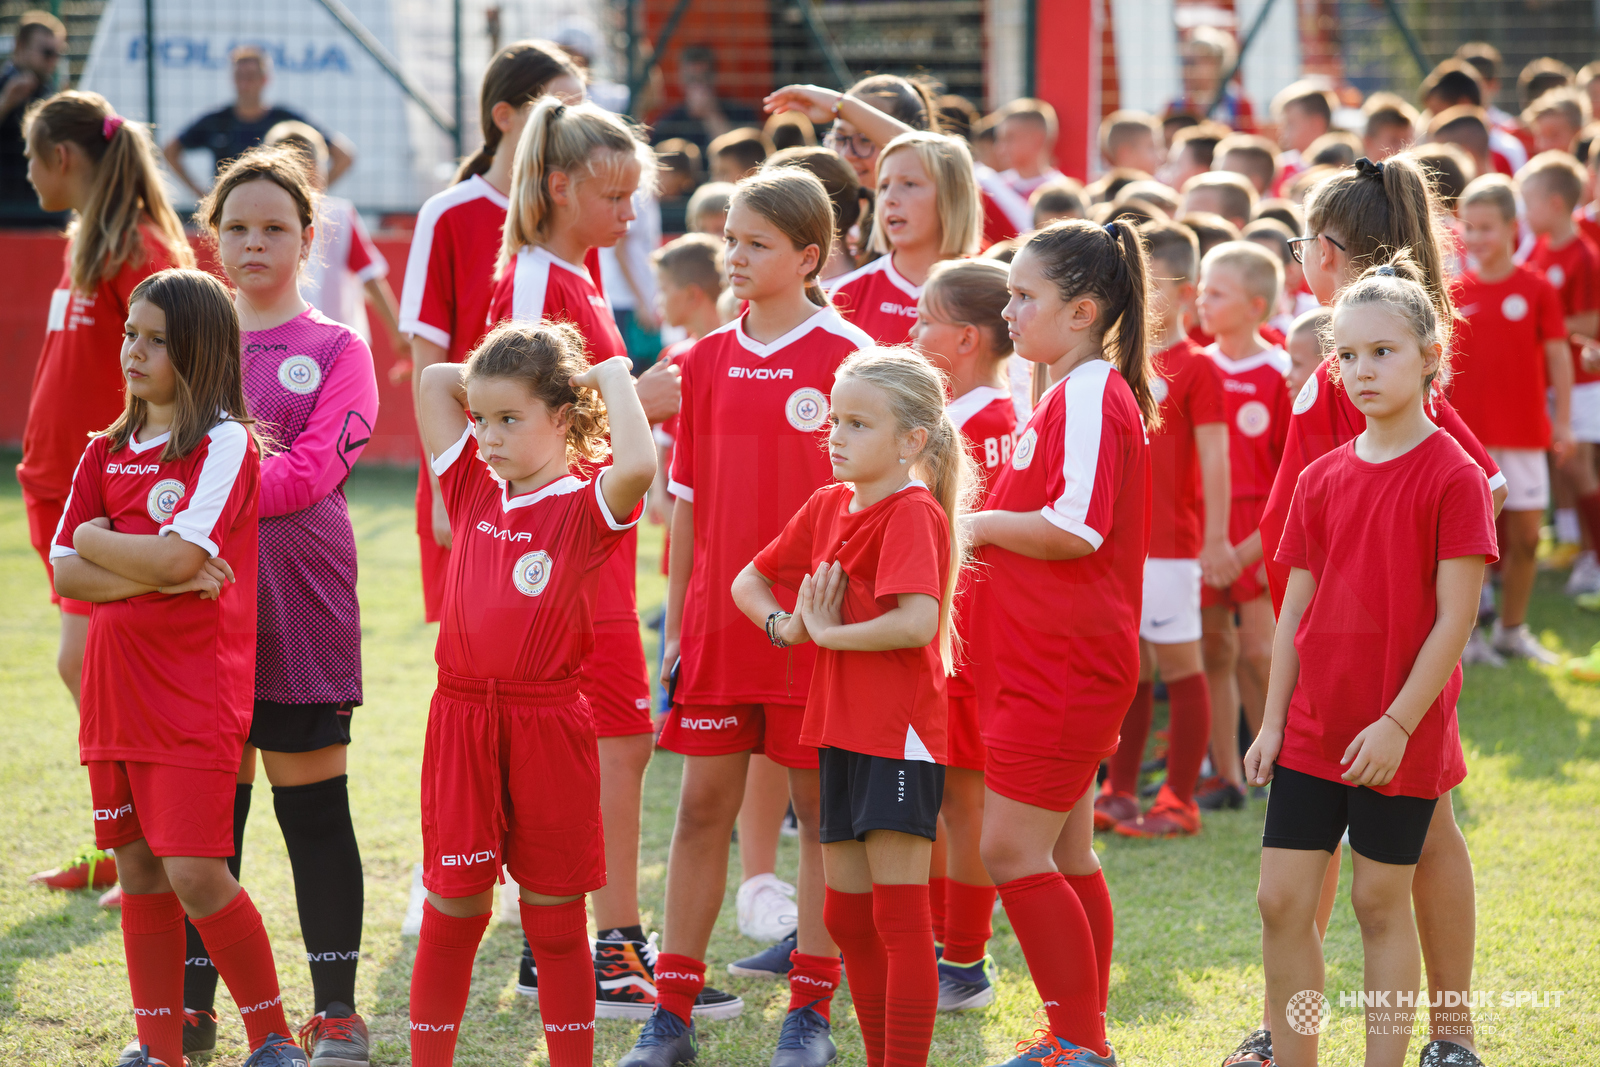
[1557,508,1581,544]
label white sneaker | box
[1462,628,1505,667]
[1491,621,1561,665]
[1567,551,1600,595]
[735,873,798,942]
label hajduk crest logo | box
[786,387,828,431]
[1236,400,1271,438]
[1012,427,1038,470]
[1292,372,1319,415]
[278,354,322,395]
[146,479,186,523]
[1501,293,1529,322]
[1149,376,1169,405]
[512,550,554,597]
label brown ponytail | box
[729,168,837,307]
[453,40,581,185]
[23,91,194,295]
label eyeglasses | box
[824,128,877,160]
[1289,232,1345,265]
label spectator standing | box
[0,10,65,226]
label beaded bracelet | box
[766,611,792,648]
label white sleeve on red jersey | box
[430,424,475,479]
[593,466,646,531]
[162,421,251,557]
[510,248,552,323]
[1040,363,1118,551]
[48,441,107,560]
[346,204,387,282]
[399,185,471,350]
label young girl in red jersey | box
[734,347,974,1067]
[907,258,1015,1010]
[51,268,302,1067]
[629,168,873,1067]
[964,219,1158,1067]
[829,132,982,344]
[1250,258,1495,1067]
[489,94,684,1016]
[412,323,654,1066]
[19,92,196,895]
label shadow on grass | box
[0,893,120,1011]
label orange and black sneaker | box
[1092,783,1139,832]
[595,931,660,1020]
[1113,785,1201,838]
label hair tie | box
[1355,156,1384,179]
[1104,221,1119,236]
[1375,264,1396,276]
[548,102,566,122]
[102,115,125,141]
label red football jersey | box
[965,359,1150,760]
[1524,232,1599,384]
[668,307,875,705]
[1449,266,1567,449]
[19,229,183,504]
[948,385,1019,496]
[1205,345,1290,502]
[431,427,642,682]
[827,254,922,344]
[51,422,261,772]
[1150,338,1226,559]
[755,482,950,761]
[1277,431,1496,798]
[398,175,509,364]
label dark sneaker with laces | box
[1220,1027,1274,1066]
[727,930,796,978]
[298,1003,369,1066]
[120,1008,217,1063]
[1196,776,1246,811]
[989,1031,1117,1066]
[242,1033,310,1067]
[1417,1040,1484,1067]
[936,956,996,1011]
[691,985,744,1020]
[596,933,660,1020]
[515,936,538,997]
[115,1043,182,1066]
[770,1002,836,1067]
[618,1008,698,1067]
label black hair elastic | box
[1355,156,1385,179]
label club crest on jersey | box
[1292,372,1318,415]
[1548,265,1567,290]
[146,478,186,523]
[1150,376,1169,404]
[512,550,554,597]
[786,387,828,431]
[278,355,322,394]
[1236,400,1271,438]
[1012,427,1038,470]
[1501,293,1529,322]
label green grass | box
[0,458,1595,1065]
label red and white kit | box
[51,422,261,856]
[827,254,923,344]
[1525,233,1600,442]
[965,359,1150,811]
[301,194,388,342]
[1202,344,1290,609]
[489,244,653,737]
[1448,266,1567,451]
[754,481,951,761]
[424,427,642,897]
[662,307,874,767]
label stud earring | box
[898,457,907,464]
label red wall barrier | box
[1,229,423,466]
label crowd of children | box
[21,23,1600,1067]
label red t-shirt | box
[1448,266,1567,449]
[430,426,641,682]
[1276,431,1497,798]
[1524,232,1599,385]
[52,422,260,772]
[1261,362,1503,612]
[965,360,1150,760]
[19,229,184,504]
[755,482,950,761]
[1204,345,1290,502]
[668,308,875,705]
[827,254,923,344]
[1150,338,1226,558]
[398,174,509,363]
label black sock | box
[274,773,364,1012]
[598,924,646,944]
[184,782,251,1012]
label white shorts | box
[1140,557,1202,644]
[1486,447,1549,512]
[1571,382,1600,443]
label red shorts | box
[416,464,450,624]
[583,629,653,737]
[945,692,987,772]
[1201,495,1269,610]
[22,489,91,616]
[421,671,605,898]
[984,746,1099,813]
[86,760,238,856]
[657,703,818,769]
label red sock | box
[788,951,843,1021]
[824,887,886,1067]
[997,872,1107,1056]
[1163,673,1212,804]
[121,891,186,1067]
[521,899,594,1067]
[927,876,949,945]
[941,880,997,965]
[407,902,490,1067]
[653,953,704,1026]
[189,890,288,1050]
[872,884,938,1067]
[1065,871,1115,1019]
[1108,682,1154,796]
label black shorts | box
[818,747,945,844]
[247,700,356,753]
[1262,764,1438,865]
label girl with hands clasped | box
[1248,258,1496,1067]
[734,347,973,1067]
